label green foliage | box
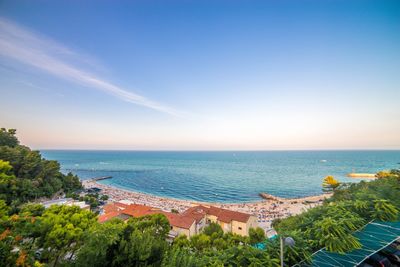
[100,194,109,201]
[203,222,223,238]
[190,234,211,251]
[311,217,361,253]
[66,192,80,200]
[161,247,200,267]
[390,169,400,177]
[0,128,82,209]
[262,232,311,266]
[274,171,400,257]
[376,170,392,178]
[173,234,190,248]
[0,128,19,147]
[127,213,171,239]
[0,229,18,267]
[82,195,100,210]
[0,199,9,222]
[38,205,97,266]
[373,199,399,221]
[248,227,265,245]
[75,219,125,266]
[170,208,178,214]
[114,227,168,266]
[19,203,45,217]
[0,160,17,205]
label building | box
[41,198,90,210]
[98,203,197,238]
[99,202,258,238]
[183,205,258,236]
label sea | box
[41,150,400,203]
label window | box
[238,227,242,230]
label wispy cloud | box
[0,17,181,116]
[18,80,65,98]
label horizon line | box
[37,148,400,152]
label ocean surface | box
[41,150,400,203]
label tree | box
[113,228,168,266]
[203,222,223,238]
[161,247,199,267]
[376,171,391,179]
[0,128,19,147]
[0,227,18,267]
[372,199,399,221]
[249,227,265,245]
[0,160,17,205]
[322,176,340,192]
[190,234,211,251]
[106,215,170,266]
[0,200,9,222]
[390,169,400,178]
[173,234,190,248]
[100,194,109,201]
[37,205,96,266]
[0,130,82,208]
[308,216,362,253]
[19,203,45,217]
[127,213,170,239]
[75,219,125,267]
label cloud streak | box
[0,17,181,116]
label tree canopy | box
[0,128,19,147]
[0,128,82,210]
[275,170,400,258]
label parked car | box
[389,241,400,251]
[378,251,400,266]
[364,253,396,267]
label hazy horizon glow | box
[1,0,399,150]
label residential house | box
[98,202,197,238]
[183,205,258,236]
[98,202,258,238]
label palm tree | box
[309,216,361,253]
[372,199,399,221]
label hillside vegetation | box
[0,128,82,211]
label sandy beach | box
[83,180,331,234]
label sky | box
[0,0,399,150]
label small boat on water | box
[320,160,327,163]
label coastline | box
[83,180,332,233]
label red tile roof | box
[182,206,207,223]
[157,212,195,230]
[103,202,129,214]
[98,211,121,223]
[121,204,160,217]
[183,205,251,223]
[99,202,195,229]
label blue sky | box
[0,0,399,150]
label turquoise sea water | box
[41,150,400,203]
